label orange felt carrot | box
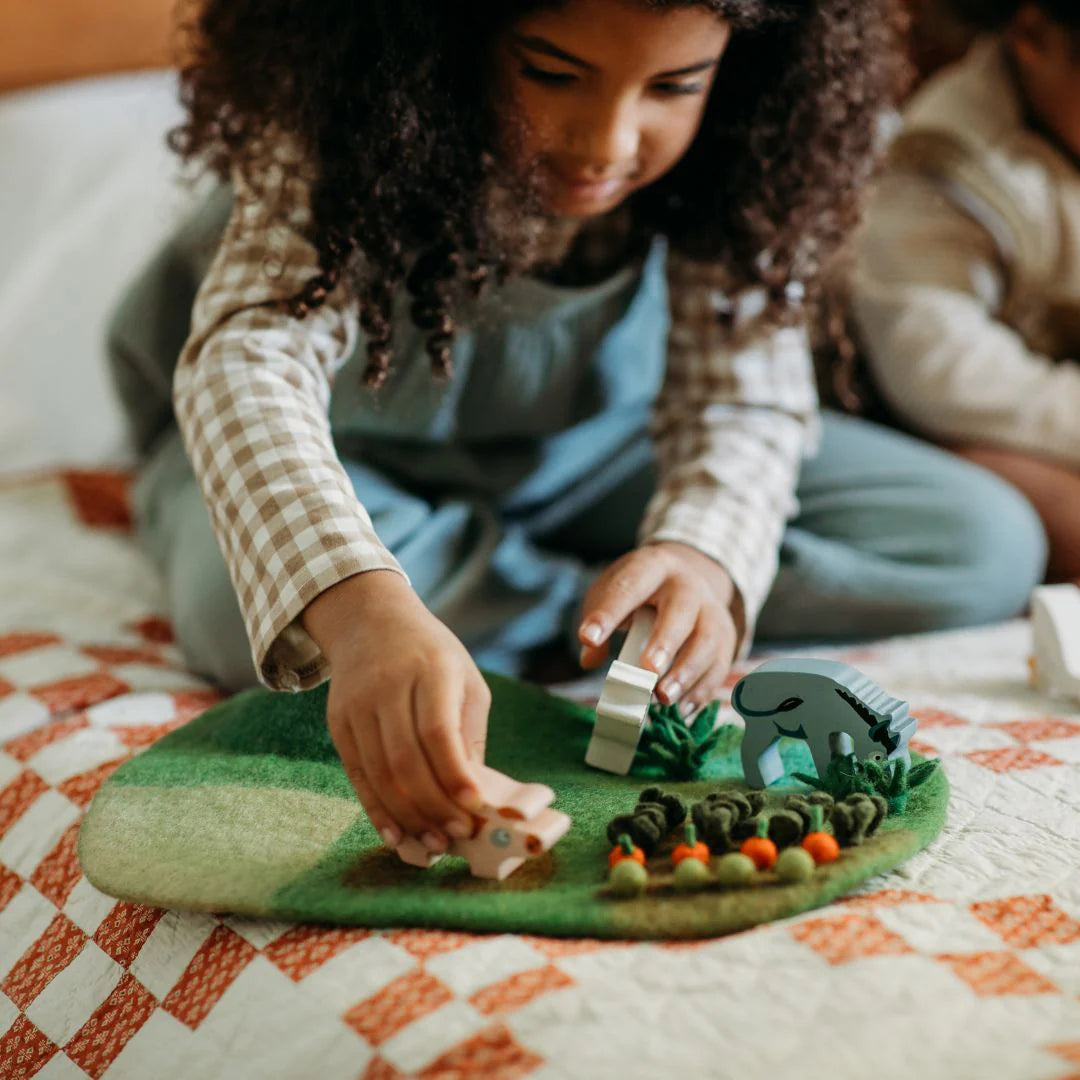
[802,805,839,865]
[609,833,646,869]
[740,817,778,871]
[671,824,710,866]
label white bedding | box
[0,70,200,473]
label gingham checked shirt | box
[174,150,820,690]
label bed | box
[1,70,1079,1080]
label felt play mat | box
[78,674,948,940]
[2,471,1080,1080]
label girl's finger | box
[680,669,728,718]
[356,688,441,845]
[578,557,668,651]
[640,582,698,681]
[461,674,491,765]
[379,680,473,844]
[656,614,722,707]
[330,716,401,849]
[413,672,484,820]
[677,624,739,715]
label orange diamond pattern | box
[939,951,1058,996]
[418,1023,544,1080]
[79,645,165,667]
[0,866,22,913]
[840,890,939,910]
[112,720,186,750]
[361,1058,408,1080]
[2,913,88,1011]
[965,747,1064,772]
[64,974,156,1079]
[470,965,574,1016]
[1049,1043,1080,1066]
[519,936,615,959]
[0,632,61,659]
[170,689,224,722]
[29,821,83,908]
[56,759,126,808]
[344,970,453,1046]
[31,672,130,714]
[93,903,166,968]
[970,895,1080,949]
[989,717,1080,743]
[0,676,14,701]
[4,714,90,762]
[385,928,481,961]
[264,925,372,981]
[130,615,174,644]
[0,771,48,841]
[162,925,257,1029]
[0,1015,58,1080]
[790,914,914,966]
[60,470,132,530]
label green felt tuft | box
[79,672,949,940]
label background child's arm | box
[852,169,1080,466]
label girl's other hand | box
[303,571,490,855]
[577,541,741,715]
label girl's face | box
[495,0,731,218]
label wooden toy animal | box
[394,764,571,880]
[731,658,916,789]
[585,609,658,775]
[1029,584,1080,704]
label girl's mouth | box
[543,165,634,213]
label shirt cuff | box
[257,553,409,692]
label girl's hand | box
[303,571,490,855]
[578,541,741,715]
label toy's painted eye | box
[491,828,512,848]
[776,697,804,712]
[526,835,542,855]
[868,751,885,763]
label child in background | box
[853,0,1080,582]
[108,0,1045,854]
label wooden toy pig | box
[394,764,572,880]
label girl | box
[108,0,1045,856]
[853,0,1080,584]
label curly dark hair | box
[170,0,909,387]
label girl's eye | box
[652,81,706,97]
[521,63,577,87]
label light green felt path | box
[79,673,948,939]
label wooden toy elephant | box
[731,658,917,789]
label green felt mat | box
[79,674,948,940]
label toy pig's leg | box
[741,722,785,788]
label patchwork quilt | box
[0,470,1079,1080]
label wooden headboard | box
[0,0,175,93]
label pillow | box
[0,69,203,473]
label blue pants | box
[134,410,1047,691]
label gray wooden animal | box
[731,658,917,788]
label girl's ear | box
[1007,3,1072,69]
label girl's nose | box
[566,97,640,175]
